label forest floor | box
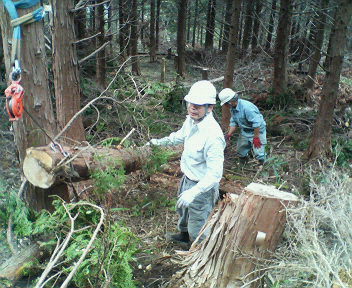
[0,54,351,287]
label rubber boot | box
[165,231,190,244]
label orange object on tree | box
[5,81,24,121]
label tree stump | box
[167,183,299,288]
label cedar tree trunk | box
[251,0,262,53]
[272,0,292,96]
[265,0,276,51]
[222,0,242,129]
[241,0,254,52]
[149,0,157,62]
[304,0,328,90]
[305,0,352,159]
[204,0,216,50]
[131,0,141,75]
[52,0,86,143]
[96,0,106,87]
[176,0,188,77]
[0,4,56,163]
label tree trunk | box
[176,0,188,77]
[305,0,352,159]
[119,0,128,69]
[149,0,157,62]
[96,0,106,87]
[0,244,41,281]
[23,145,183,189]
[74,0,87,52]
[186,4,191,43]
[0,4,56,163]
[272,0,292,96]
[222,0,233,52]
[192,0,199,48]
[52,0,86,143]
[204,0,216,50]
[0,3,58,211]
[156,0,162,51]
[131,0,141,75]
[241,0,254,53]
[265,0,276,51]
[141,0,146,50]
[251,0,262,53]
[304,0,328,90]
[222,0,242,129]
[167,183,298,288]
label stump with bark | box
[167,183,299,288]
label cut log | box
[167,183,299,288]
[0,244,40,281]
[23,145,182,189]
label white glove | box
[176,188,200,208]
[145,139,158,146]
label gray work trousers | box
[177,175,219,242]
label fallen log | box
[0,243,41,281]
[167,183,299,288]
[23,145,182,189]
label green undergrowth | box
[143,146,177,176]
[332,137,352,168]
[32,199,139,288]
[0,163,139,287]
[91,156,127,198]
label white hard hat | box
[219,88,238,106]
[184,80,216,105]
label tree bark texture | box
[241,0,255,52]
[176,0,188,77]
[149,0,157,62]
[251,0,262,53]
[131,0,141,75]
[222,0,242,129]
[156,0,161,51]
[192,0,199,48]
[167,183,299,288]
[222,0,233,52]
[305,0,352,159]
[0,244,41,281]
[304,0,328,90]
[272,0,292,96]
[265,0,276,51]
[74,0,86,50]
[119,0,129,67]
[96,0,106,87]
[52,0,86,143]
[204,0,216,50]
[0,4,56,163]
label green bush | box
[33,200,139,288]
[143,146,176,176]
[332,137,352,167]
[163,83,187,113]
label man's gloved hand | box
[176,188,199,208]
[225,134,232,142]
[253,136,262,148]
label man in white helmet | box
[219,88,267,164]
[148,80,225,245]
